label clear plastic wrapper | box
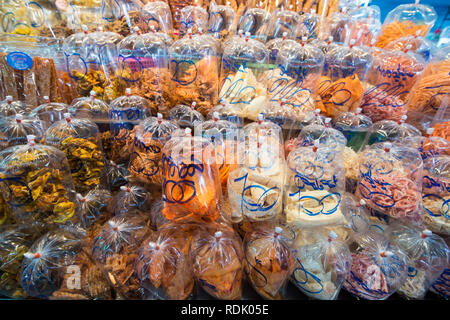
[266,38,323,120]
[168,102,205,129]
[361,48,425,122]
[291,230,352,300]
[191,225,244,300]
[284,142,346,228]
[76,188,112,229]
[0,114,45,151]
[118,29,172,116]
[320,12,351,44]
[228,117,285,223]
[375,2,437,48]
[388,224,450,299]
[342,145,360,193]
[161,132,223,223]
[357,142,424,226]
[29,96,69,130]
[148,199,169,231]
[430,236,450,299]
[141,1,174,34]
[244,225,294,300]
[346,5,382,47]
[208,2,235,40]
[135,222,194,300]
[44,114,106,193]
[112,184,153,216]
[366,117,421,145]
[402,128,450,162]
[109,89,151,164]
[104,160,129,191]
[207,102,244,128]
[219,34,269,121]
[179,4,208,36]
[317,42,370,117]
[237,7,271,41]
[340,194,372,234]
[0,1,35,36]
[0,35,65,109]
[0,225,33,299]
[91,213,151,299]
[332,108,372,152]
[422,156,450,236]
[101,0,144,36]
[169,32,219,116]
[266,34,296,64]
[0,96,27,118]
[385,33,436,62]
[129,114,179,185]
[295,9,320,40]
[264,8,300,41]
[0,135,77,226]
[343,231,408,300]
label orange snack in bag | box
[375,21,428,48]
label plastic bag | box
[237,7,271,41]
[295,9,320,40]
[264,8,300,41]
[44,113,106,193]
[385,32,436,62]
[207,2,236,40]
[228,117,285,223]
[141,1,174,34]
[340,194,372,234]
[266,33,297,64]
[284,142,346,228]
[388,224,449,299]
[168,32,219,116]
[0,135,76,226]
[342,146,360,193]
[291,230,352,300]
[357,142,424,226]
[168,102,205,128]
[135,223,194,300]
[104,160,129,191]
[0,114,45,150]
[178,4,208,36]
[29,96,69,130]
[366,117,421,145]
[207,102,244,128]
[129,114,179,185]
[343,231,408,300]
[91,213,151,299]
[317,41,370,117]
[430,236,450,299]
[101,0,144,36]
[422,155,450,236]
[191,225,244,300]
[346,5,382,47]
[361,47,426,123]
[320,12,351,44]
[375,2,437,48]
[0,35,65,109]
[113,184,153,217]
[161,133,223,222]
[76,188,112,229]
[219,34,269,120]
[244,225,294,300]
[118,28,172,117]
[0,96,27,118]
[294,118,347,153]
[403,128,450,162]
[332,107,372,152]
[148,199,169,231]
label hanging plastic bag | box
[284,141,346,228]
[332,107,372,152]
[0,135,77,226]
[357,142,424,226]
[244,225,294,300]
[291,230,352,300]
[135,222,194,300]
[44,113,106,193]
[168,32,219,116]
[375,2,437,48]
[91,213,151,299]
[191,225,244,300]
[0,114,45,151]
[320,11,351,44]
[388,224,449,299]
[228,116,285,223]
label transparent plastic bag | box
[168,102,205,128]
[385,33,436,62]
[179,4,208,36]
[244,225,294,300]
[207,102,244,128]
[266,34,297,64]
[228,117,285,223]
[104,160,129,191]
[129,114,179,185]
[422,156,450,236]
[208,2,235,40]
[264,8,300,41]
[317,41,371,117]
[343,231,408,300]
[357,142,424,226]
[388,224,449,299]
[101,0,144,37]
[291,230,352,300]
[320,12,351,44]
[340,194,372,234]
[375,2,437,48]
[402,128,450,162]
[113,184,153,217]
[141,1,174,34]
[91,213,151,299]
[237,7,271,41]
[0,135,77,226]
[76,188,112,229]
[148,199,169,231]
[191,225,244,300]
[169,32,219,116]
[361,48,426,123]
[430,236,450,299]
[135,223,194,300]
[295,9,320,40]
[342,146,360,193]
[346,5,382,47]
[266,38,323,118]
[44,114,106,193]
[332,108,372,152]
[0,114,44,151]
[118,29,172,117]
[294,118,347,153]
[29,96,69,130]
[161,133,223,222]
[0,96,27,118]
[285,142,346,228]
[366,117,421,145]
[219,34,269,121]
[0,35,66,109]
